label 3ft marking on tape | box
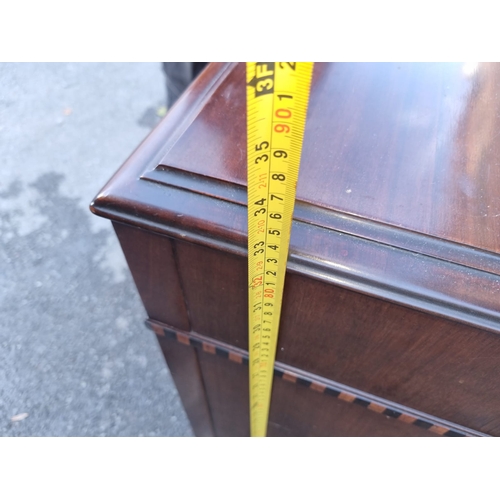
[246,62,314,437]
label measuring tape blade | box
[246,62,314,437]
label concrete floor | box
[0,63,193,436]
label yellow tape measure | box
[246,62,314,437]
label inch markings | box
[246,62,314,437]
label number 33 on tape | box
[246,62,314,437]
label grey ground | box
[0,63,193,436]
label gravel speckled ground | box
[0,63,193,436]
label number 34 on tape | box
[246,62,314,437]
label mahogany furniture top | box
[91,62,500,335]
[159,62,500,256]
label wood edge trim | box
[93,184,500,337]
[143,165,500,277]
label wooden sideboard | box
[91,62,500,436]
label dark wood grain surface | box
[159,62,500,255]
[149,319,484,437]
[161,237,500,435]
[92,62,500,334]
[157,334,214,436]
[113,223,190,331]
[93,165,500,336]
[196,342,439,437]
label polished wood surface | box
[93,161,500,336]
[151,236,500,435]
[91,63,500,436]
[159,62,500,255]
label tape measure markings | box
[247,62,314,437]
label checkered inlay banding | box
[147,320,475,437]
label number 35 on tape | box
[246,62,314,437]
